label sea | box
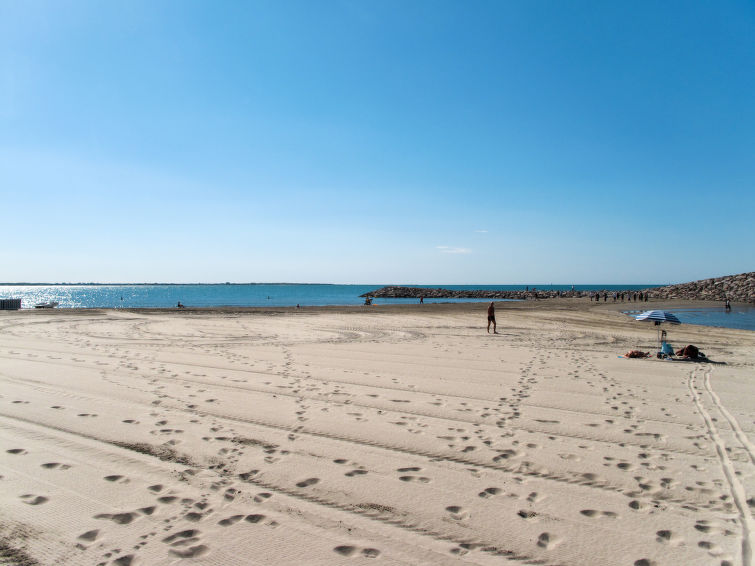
[623,307,755,332]
[2,283,753,331]
[2,283,654,309]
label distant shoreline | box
[0,282,369,286]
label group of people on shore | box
[590,291,649,303]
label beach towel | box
[624,350,651,358]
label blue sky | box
[1,1,753,284]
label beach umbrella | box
[634,310,681,349]
[634,310,681,325]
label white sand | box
[0,301,753,565]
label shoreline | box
[7,297,747,316]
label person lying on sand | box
[675,345,705,359]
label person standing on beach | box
[487,302,497,334]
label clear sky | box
[1,1,753,284]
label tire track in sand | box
[702,368,755,465]
[688,366,753,566]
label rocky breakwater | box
[362,272,755,303]
[644,271,754,303]
[362,286,594,300]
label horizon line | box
[0,281,670,287]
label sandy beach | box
[1,300,753,566]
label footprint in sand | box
[333,546,381,558]
[445,506,469,520]
[6,448,27,455]
[527,492,545,503]
[184,511,204,522]
[104,475,129,483]
[296,478,320,488]
[334,546,357,557]
[41,462,71,470]
[698,540,725,556]
[169,543,208,558]
[492,449,522,462]
[158,495,179,504]
[20,494,48,505]
[78,529,99,543]
[478,487,502,498]
[628,500,651,512]
[580,510,618,518]
[75,529,100,550]
[399,475,431,483]
[218,515,244,526]
[537,532,562,549]
[94,512,138,525]
[162,529,202,550]
[694,520,734,536]
[253,492,273,503]
[345,469,368,477]
[655,530,683,546]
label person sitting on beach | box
[487,302,497,334]
[177,301,184,308]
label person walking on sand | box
[487,302,497,334]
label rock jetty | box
[362,286,580,301]
[644,271,754,303]
[361,271,754,303]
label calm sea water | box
[3,284,752,331]
[625,307,755,332]
[2,283,654,309]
